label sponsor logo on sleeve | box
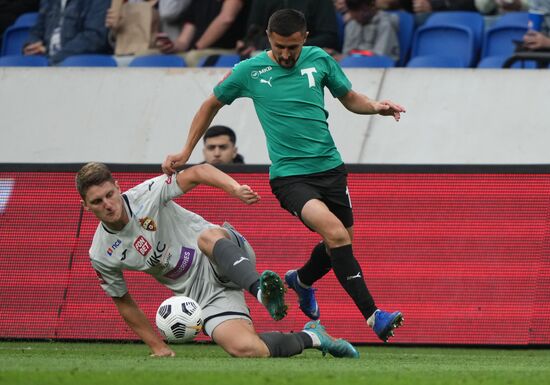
[133,235,152,257]
[139,217,157,231]
[164,247,195,279]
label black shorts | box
[269,164,354,229]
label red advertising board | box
[0,166,548,345]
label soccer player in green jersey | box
[163,9,406,342]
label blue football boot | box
[372,309,404,342]
[284,270,320,320]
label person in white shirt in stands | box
[77,161,359,358]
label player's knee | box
[198,228,228,256]
[323,226,350,248]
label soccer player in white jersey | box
[163,9,405,342]
[77,162,359,358]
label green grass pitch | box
[0,342,549,385]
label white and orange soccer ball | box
[155,296,203,343]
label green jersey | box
[213,46,352,179]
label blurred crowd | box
[0,0,548,66]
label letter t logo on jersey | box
[301,67,317,88]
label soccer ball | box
[155,296,203,343]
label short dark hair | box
[203,125,237,144]
[345,0,375,11]
[267,9,307,37]
[76,162,114,199]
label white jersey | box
[89,173,217,298]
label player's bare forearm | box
[195,0,243,49]
[339,90,406,121]
[162,95,224,174]
[177,164,260,205]
[113,293,175,357]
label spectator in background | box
[475,0,528,15]
[105,0,160,57]
[522,0,550,50]
[411,0,477,13]
[23,0,111,65]
[375,0,413,12]
[334,0,352,22]
[340,0,400,62]
[158,0,191,41]
[0,0,39,47]
[155,0,249,66]
[237,0,339,57]
[203,125,245,165]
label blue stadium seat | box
[13,12,39,27]
[60,54,117,67]
[492,12,528,28]
[411,25,474,67]
[477,55,536,68]
[340,54,395,68]
[406,54,465,68]
[482,25,527,58]
[0,55,48,67]
[128,54,186,67]
[388,10,415,66]
[199,54,241,67]
[425,11,485,49]
[1,25,32,56]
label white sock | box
[303,330,321,347]
[367,309,379,328]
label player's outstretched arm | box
[113,292,175,357]
[176,163,260,205]
[338,90,406,122]
[162,94,225,175]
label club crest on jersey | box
[133,235,152,257]
[139,217,157,231]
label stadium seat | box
[128,54,186,67]
[482,25,527,58]
[406,54,465,68]
[411,25,474,67]
[477,55,537,69]
[59,54,118,67]
[13,12,39,27]
[388,10,415,66]
[340,54,395,68]
[0,55,48,67]
[424,11,485,49]
[492,12,528,28]
[1,25,32,56]
[199,54,241,67]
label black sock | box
[249,280,260,298]
[297,241,332,286]
[212,238,260,295]
[330,244,377,319]
[258,332,312,357]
